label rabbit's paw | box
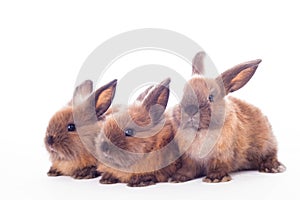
[203,172,232,183]
[47,167,62,177]
[127,174,157,187]
[259,157,286,173]
[99,172,119,184]
[72,165,101,179]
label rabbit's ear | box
[136,85,154,102]
[142,78,170,123]
[92,79,117,118]
[72,80,93,105]
[192,51,206,75]
[217,59,261,95]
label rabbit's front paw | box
[72,165,101,179]
[100,172,119,184]
[203,172,231,183]
[47,167,62,177]
[127,174,157,187]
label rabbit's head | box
[175,52,262,132]
[45,79,117,161]
[96,78,174,172]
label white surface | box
[0,1,299,200]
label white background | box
[0,1,299,200]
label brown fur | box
[45,79,117,179]
[171,55,285,183]
[95,78,181,187]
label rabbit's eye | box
[208,94,214,102]
[124,128,134,137]
[67,123,76,132]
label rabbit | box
[171,52,285,183]
[45,79,117,179]
[95,78,181,187]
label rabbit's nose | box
[185,105,199,117]
[47,136,54,145]
[101,141,109,152]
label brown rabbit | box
[171,52,285,183]
[95,78,181,187]
[45,79,117,179]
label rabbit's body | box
[45,80,117,179]
[96,79,181,187]
[171,53,285,183]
